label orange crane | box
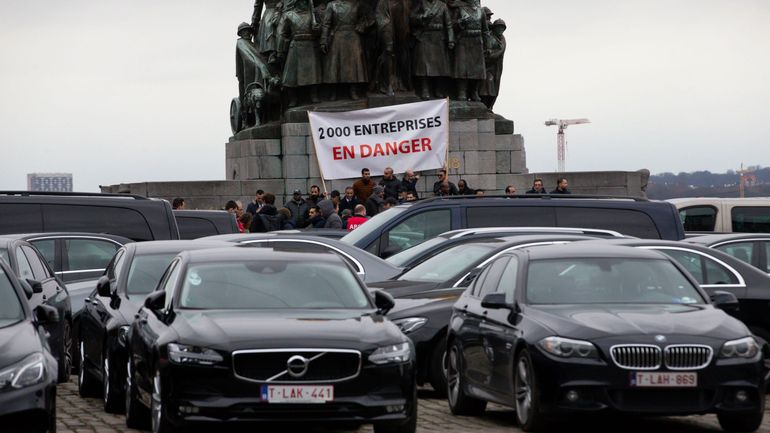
[545,118,590,172]
[737,164,757,198]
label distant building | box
[27,173,73,192]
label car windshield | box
[386,236,448,267]
[397,243,498,283]
[526,258,705,305]
[127,253,178,295]
[340,206,407,245]
[0,268,24,327]
[179,260,371,310]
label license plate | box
[631,372,697,387]
[260,385,334,403]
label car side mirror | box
[144,290,167,312]
[20,280,34,300]
[373,290,395,315]
[711,290,739,313]
[34,305,59,325]
[96,276,112,297]
[481,292,510,310]
[26,279,43,294]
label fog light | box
[386,405,404,413]
[179,405,200,414]
[566,390,579,402]
[735,390,749,403]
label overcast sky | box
[1,0,768,191]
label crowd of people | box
[173,169,572,234]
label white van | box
[668,197,770,233]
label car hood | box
[0,321,43,367]
[389,289,464,317]
[368,279,440,298]
[527,304,749,341]
[172,309,405,351]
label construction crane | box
[737,163,757,198]
[545,118,590,172]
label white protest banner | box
[308,99,449,180]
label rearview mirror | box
[96,276,112,297]
[481,293,510,310]
[144,290,166,312]
[711,291,739,313]
[34,305,59,325]
[373,290,395,315]
[26,279,43,294]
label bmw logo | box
[655,335,667,343]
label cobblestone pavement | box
[58,379,770,433]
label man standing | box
[319,199,343,229]
[307,185,323,209]
[379,166,402,200]
[277,0,323,106]
[225,200,245,232]
[551,177,572,194]
[172,198,186,210]
[251,193,286,232]
[339,187,359,215]
[245,189,265,215]
[505,185,517,196]
[321,0,368,100]
[449,0,488,101]
[432,169,458,196]
[410,0,454,99]
[353,168,375,203]
[400,169,420,199]
[346,205,369,231]
[526,178,546,194]
[365,185,386,217]
[285,189,310,228]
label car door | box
[83,249,126,369]
[454,264,493,392]
[21,245,67,316]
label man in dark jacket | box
[550,177,571,194]
[400,169,420,199]
[379,166,402,200]
[432,168,458,196]
[339,186,358,215]
[353,168,375,203]
[306,185,323,209]
[319,199,343,229]
[305,206,326,228]
[365,185,386,217]
[285,189,309,228]
[245,189,265,215]
[250,193,286,232]
[525,178,546,194]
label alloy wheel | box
[103,355,110,404]
[515,356,532,425]
[151,371,162,433]
[447,346,460,406]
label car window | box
[162,260,182,310]
[477,257,510,299]
[15,248,35,281]
[110,249,126,280]
[0,249,8,264]
[42,205,153,241]
[0,204,43,234]
[398,242,498,283]
[65,239,121,272]
[127,253,179,295]
[467,206,555,229]
[715,242,753,265]
[704,257,739,285]
[22,246,50,280]
[765,242,770,273]
[469,264,491,298]
[732,207,770,233]
[386,237,447,267]
[0,267,24,327]
[176,217,219,240]
[340,206,407,245]
[657,248,738,285]
[29,239,56,271]
[385,209,451,256]
[266,241,363,274]
[679,206,717,232]
[498,256,519,303]
[556,208,661,239]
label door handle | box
[91,300,99,306]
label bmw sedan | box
[125,247,416,433]
[447,244,766,432]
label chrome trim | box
[239,239,365,275]
[231,348,362,384]
[638,246,746,287]
[26,235,125,245]
[55,268,105,275]
[664,344,713,370]
[610,344,661,370]
[447,227,626,240]
[710,238,769,249]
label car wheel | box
[125,357,150,430]
[103,351,123,413]
[373,387,417,433]
[77,341,99,397]
[57,319,73,383]
[446,340,487,416]
[428,337,448,397]
[717,411,764,432]
[514,349,545,432]
[151,369,173,433]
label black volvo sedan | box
[125,247,416,433]
[447,244,765,432]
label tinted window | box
[385,209,451,256]
[176,217,219,240]
[398,242,497,283]
[732,207,770,233]
[477,257,510,299]
[0,204,43,234]
[15,248,35,280]
[556,208,660,238]
[657,249,738,285]
[386,236,447,267]
[22,246,49,280]
[469,263,493,298]
[765,242,770,273]
[65,239,120,272]
[126,253,178,295]
[526,258,703,305]
[0,268,24,326]
[467,206,555,228]
[42,205,153,241]
[679,206,717,231]
[30,239,56,270]
[0,249,8,264]
[111,250,126,280]
[179,261,370,310]
[498,256,519,303]
[715,242,753,265]
[162,260,182,310]
[341,207,407,245]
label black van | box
[0,192,179,241]
[173,210,240,239]
[341,194,685,257]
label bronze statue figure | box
[374,0,413,95]
[277,0,323,106]
[449,0,488,101]
[481,18,506,109]
[233,23,281,132]
[252,0,283,62]
[321,0,369,100]
[411,0,455,100]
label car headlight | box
[392,317,428,334]
[0,353,46,391]
[720,337,760,359]
[538,336,599,359]
[369,342,412,365]
[168,343,223,366]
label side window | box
[556,208,661,239]
[111,250,127,280]
[22,246,50,280]
[176,217,218,240]
[30,240,56,270]
[65,239,121,272]
[467,206,555,228]
[679,206,717,232]
[715,242,753,265]
[477,257,510,299]
[0,204,43,233]
[469,265,492,298]
[162,261,182,310]
[384,210,451,256]
[658,249,705,284]
[15,248,35,280]
[704,258,739,285]
[732,207,770,233]
[498,256,519,303]
[42,205,153,241]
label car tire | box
[373,387,417,433]
[57,319,73,383]
[39,388,56,433]
[151,369,173,433]
[446,340,487,416]
[125,357,150,430]
[77,341,100,397]
[428,337,448,397]
[103,350,124,414]
[717,411,764,432]
[514,349,546,432]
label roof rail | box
[416,194,649,204]
[0,191,149,200]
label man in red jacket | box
[346,204,369,231]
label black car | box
[341,195,685,258]
[125,247,416,433]
[0,191,180,241]
[173,210,239,239]
[447,244,765,432]
[686,233,770,274]
[0,237,72,383]
[77,240,230,413]
[0,258,58,433]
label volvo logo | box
[655,335,667,343]
[286,355,309,378]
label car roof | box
[0,232,134,243]
[685,233,770,246]
[438,226,627,239]
[129,240,232,254]
[181,246,346,264]
[524,243,666,261]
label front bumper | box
[531,348,765,416]
[0,379,56,431]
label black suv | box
[0,191,179,241]
[342,195,685,257]
[173,210,239,239]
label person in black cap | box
[284,189,309,228]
